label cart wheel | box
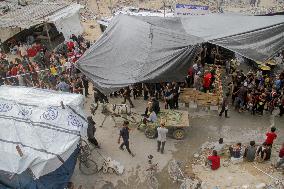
[79,158,98,175]
[173,129,185,140]
[108,167,115,174]
[146,176,159,189]
[144,128,157,139]
[102,165,108,174]
[138,123,146,131]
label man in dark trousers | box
[82,75,89,97]
[87,116,100,148]
[151,97,160,114]
[219,92,230,118]
[93,87,109,104]
[172,82,180,109]
[118,121,135,157]
[157,121,168,154]
[122,87,134,108]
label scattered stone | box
[255,183,266,189]
[231,157,243,164]
[226,183,232,187]
[194,153,200,158]
[222,161,230,167]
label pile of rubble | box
[74,0,98,21]
[168,159,206,189]
[192,141,231,168]
[265,182,284,189]
[238,5,284,15]
[180,178,203,189]
[187,141,284,189]
[56,0,98,21]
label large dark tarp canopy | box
[77,14,284,94]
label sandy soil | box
[70,84,284,189]
[69,1,284,188]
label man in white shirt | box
[213,138,225,154]
[157,121,168,154]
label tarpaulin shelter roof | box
[0,86,87,180]
[0,2,68,28]
[77,14,284,94]
[0,2,83,41]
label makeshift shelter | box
[0,86,87,189]
[77,14,284,94]
[0,2,83,42]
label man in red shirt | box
[27,46,37,57]
[67,41,75,51]
[206,150,220,170]
[275,142,284,168]
[203,72,212,92]
[265,127,277,146]
[10,65,18,76]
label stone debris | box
[255,183,266,189]
[194,153,200,158]
[231,157,244,164]
[185,140,284,189]
[200,141,215,151]
[265,181,284,189]
[179,177,202,189]
[222,160,230,167]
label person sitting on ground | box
[229,143,243,159]
[275,142,284,168]
[143,108,157,124]
[256,142,271,162]
[265,127,277,147]
[244,141,257,162]
[213,138,225,154]
[144,101,152,116]
[206,150,220,170]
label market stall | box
[180,65,224,110]
[138,110,190,140]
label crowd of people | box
[206,127,284,171]
[96,82,182,110]
[229,69,284,116]
[0,34,91,96]
[185,44,284,117]
[2,36,284,119]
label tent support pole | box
[45,22,52,48]
[16,145,36,179]
[163,1,166,17]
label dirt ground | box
[69,1,284,188]
[77,0,282,42]
[70,85,284,189]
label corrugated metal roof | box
[0,2,69,28]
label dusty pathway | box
[70,86,284,188]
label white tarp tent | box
[0,86,87,178]
[47,3,84,40]
[0,2,84,42]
